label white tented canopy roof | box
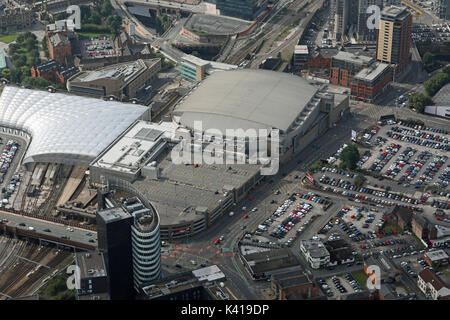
[0,86,147,165]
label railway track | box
[10,248,71,298]
[0,242,42,295]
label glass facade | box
[181,63,198,82]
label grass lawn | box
[0,34,19,43]
[412,234,426,249]
[381,223,403,234]
[352,271,369,290]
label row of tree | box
[408,66,450,113]
[424,66,450,96]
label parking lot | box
[412,23,450,44]
[80,36,117,59]
[0,134,27,208]
[362,120,450,188]
[339,205,385,234]
[317,272,364,299]
[316,168,421,207]
[243,193,331,247]
[393,247,450,281]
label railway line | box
[0,242,40,295]
[0,236,73,299]
[10,249,72,298]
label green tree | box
[354,174,366,187]
[101,0,114,17]
[25,38,37,51]
[408,93,432,113]
[80,5,92,24]
[89,12,102,25]
[106,15,122,35]
[1,68,11,81]
[339,145,360,170]
[11,54,27,68]
[443,65,450,75]
[424,72,450,96]
[10,68,23,83]
[20,65,30,77]
[54,13,64,21]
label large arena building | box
[0,69,349,239]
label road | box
[0,210,97,247]
[159,110,376,299]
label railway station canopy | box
[0,86,147,165]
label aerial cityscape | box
[0,0,449,306]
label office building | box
[333,0,350,39]
[434,0,450,19]
[126,197,162,290]
[357,0,384,41]
[97,206,134,300]
[180,54,237,82]
[300,240,331,269]
[74,251,110,300]
[67,59,161,99]
[376,6,412,75]
[241,248,302,280]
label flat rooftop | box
[333,51,374,66]
[425,249,449,261]
[354,62,390,82]
[91,121,179,175]
[295,45,309,55]
[174,69,318,132]
[97,206,131,224]
[70,59,160,84]
[301,240,330,258]
[272,271,311,289]
[132,174,229,226]
[191,265,226,282]
[75,251,107,278]
[381,6,411,20]
[243,248,301,274]
[184,13,251,36]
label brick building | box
[424,250,450,268]
[46,21,75,65]
[417,269,450,300]
[0,7,33,29]
[31,60,79,84]
[270,271,321,300]
[386,206,413,230]
[298,48,392,102]
[412,213,437,240]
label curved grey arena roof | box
[0,86,146,165]
[173,69,318,133]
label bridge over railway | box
[0,208,97,251]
